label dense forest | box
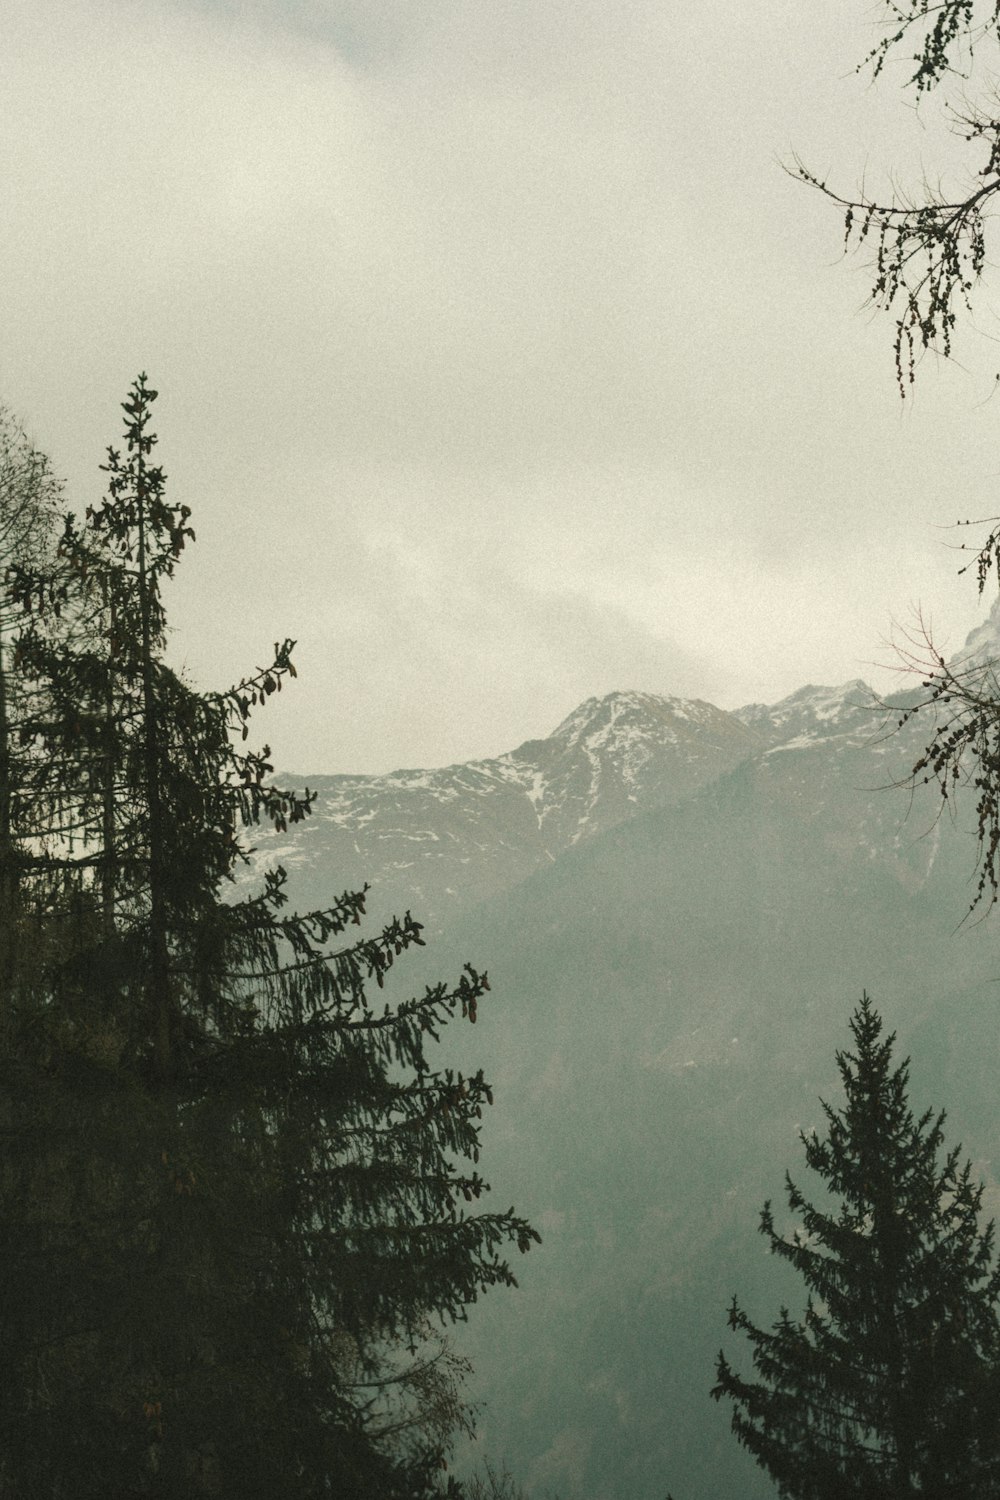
[0,378,537,1497]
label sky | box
[4,0,1000,773]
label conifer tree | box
[0,377,538,1498]
[713,995,1000,1498]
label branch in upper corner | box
[791,146,998,396]
[861,0,1000,92]
[885,607,1000,916]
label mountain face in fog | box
[261,643,1000,1500]
[254,683,874,928]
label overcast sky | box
[4,0,1000,772]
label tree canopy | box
[714,995,1000,1498]
[0,377,538,1498]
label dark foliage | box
[713,996,1000,1498]
[0,378,537,1497]
[796,0,1000,394]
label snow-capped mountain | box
[416,667,993,1500]
[735,678,877,747]
[240,650,1000,1500]
[250,689,770,925]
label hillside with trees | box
[400,709,1000,1498]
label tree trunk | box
[135,458,171,1084]
[0,621,20,1011]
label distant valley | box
[248,613,1000,1500]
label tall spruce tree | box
[713,995,1000,1499]
[0,377,537,1498]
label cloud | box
[1,0,995,770]
[267,542,718,775]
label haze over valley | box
[251,601,1000,1498]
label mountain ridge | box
[255,681,888,928]
[242,615,1000,1500]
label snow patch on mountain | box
[255,677,929,930]
[737,680,876,747]
[252,689,765,925]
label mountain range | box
[251,602,1000,1500]
[251,677,878,931]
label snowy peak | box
[500,690,763,854]
[548,690,731,753]
[736,679,876,747]
[252,689,764,928]
[255,679,898,930]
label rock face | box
[250,690,769,926]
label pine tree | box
[713,994,1000,1499]
[0,377,538,1498]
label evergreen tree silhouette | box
[0,377,537,1498]
[713,994,1000,1498]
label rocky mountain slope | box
[250,682,878,929]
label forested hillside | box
[15,0,1000,1496]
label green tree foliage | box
[0,377,538,1498]
[713,995,1000,1498]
